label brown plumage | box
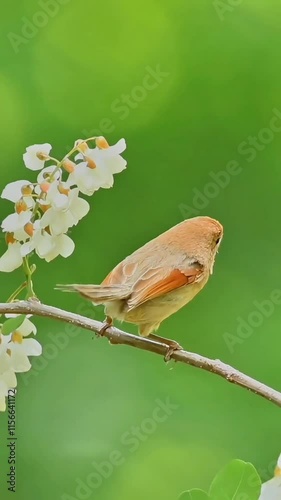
[57,216,223,357]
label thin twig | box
[1,300,281,407]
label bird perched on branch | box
[57,216,223,359]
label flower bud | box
[21,184,33,196]
[96,136,109,149]
[5,233,16,244]
[40,182,51,193]
[36,152,50,161]
[24,222,34,237]
[76,140,88,153]
[15,199,28,213]
[62,158,75,173]
[85,156,97,169]
[58,184,70,196]
[40,203,51,213]
[30,264,36,274]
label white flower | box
[20,224,53,258]
[13,227,31,243]
[0,368,16,389]
[2,183,36,212]
[42,233,75,261]
[21,197,35,211]
[1,210,33,244]
[1,179,36,212]
[16,317,37,336]
[36,171,67,210]
[259,454,281,499]
[23,143,52,171]
[1,320,41,373]
[260,475,281,499]
[67,162,100,195]
[93,137,127,176]
[40,188,90,235]
[1,211,32,233]
[0,242,23,272]
[0,338,17,411]
[21,222,75,262]
[8,338,41,373]
[68,138,127,195]
[1,180,33,203]
[0,343,13,371]
[37,166,62,184]
[37,180,69,210]
[0,317,40,411]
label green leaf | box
[179,490,210,500]
[2,314,25,335]
[209,460,261,500]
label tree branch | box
[1,300,281,408]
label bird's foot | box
[99,316,113,336]
[147,334,183,362]
[164,340,183,362]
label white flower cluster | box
[0,134,126,411]
[0,316,41,411]
[0,137,126,271]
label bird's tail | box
[55,284,131,303]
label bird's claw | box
[164,341,183,362]
[99,317,113,336]
[99,323,111,336]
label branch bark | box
[1,300,281,408]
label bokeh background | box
[1,0,281,498]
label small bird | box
[57,216,223,359]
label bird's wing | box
[126,262,204,311]
[102,260,138,286]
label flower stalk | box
[6,282,27,303]
[22,256,36,299]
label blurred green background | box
[1,0,281,498]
